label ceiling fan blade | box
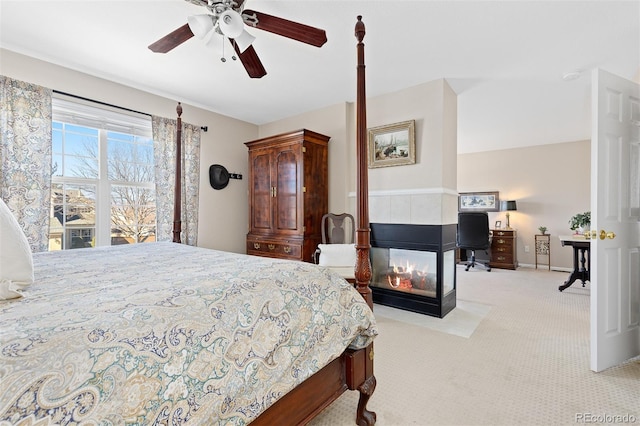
[233,42,267,78]
[242,10,327,47]
[148,23,195,53]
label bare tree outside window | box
[51,122,156,249]
[107,132,156,244]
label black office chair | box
[457,212,492,272]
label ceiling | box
[1,1,638,153]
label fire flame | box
[386,260,429,290]
[392,260,415,274]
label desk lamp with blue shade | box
[501,200,517,229]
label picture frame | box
[495,220,502,229]
[368,120,416,168]
[458,191,500,212]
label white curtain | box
[152,115,201,246]
[0,76,52,252]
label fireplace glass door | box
[371,247,438,298]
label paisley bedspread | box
[0,242,377,425]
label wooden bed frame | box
[172,16,375,426]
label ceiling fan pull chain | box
[231,39,237,61]
[220,37,237,62]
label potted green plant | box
[569,211,591,233]
[538,226,547,235]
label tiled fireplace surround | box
[349,189,459,318]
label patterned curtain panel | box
[152,115,201,246]
[0,76,52,253]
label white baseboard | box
[517,263,572,272]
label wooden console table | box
[558,235,590,292]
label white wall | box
[355,79,458,225]
[261,79,460,226]
[258,103,352,214]
[458,140,591,270]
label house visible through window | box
[50,97,155,250]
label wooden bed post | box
[354,16,372,310]
[173,102,182,243]
[239,17,377,426]
[353,16,377,426]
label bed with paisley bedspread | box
[0,242,376,424]
[1,14,375,426]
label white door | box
[590,68,640,372]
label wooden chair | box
[321,213,355,244]
[314,213,356,283]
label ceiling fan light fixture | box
[218,10,244,39]
[234,29,256,53]
[187,14,215,39]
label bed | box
[0,16,375,426]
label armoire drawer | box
[247,239,303,260]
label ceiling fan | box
[148,0,328,78]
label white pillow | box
[318,243,356,267]
[0,198,34,300]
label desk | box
[558,235,590,292]
[490,229,517,270]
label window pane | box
[111,185,156,244]
[54,123,99,179]
[65,155,98,178]
[107,133,154,183]
[137,140,154,163]
[52,155,63,177]
[49,183,96,250]
[52,127,63,153]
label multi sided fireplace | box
[370,223,457,318]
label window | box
[50,97,155,250]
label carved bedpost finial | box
[355,15,365,42]
[176,102,183,117]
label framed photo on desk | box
[495,220,502,229]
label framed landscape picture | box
[368,120,416,168]
[458,191,500,212]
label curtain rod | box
[53,89,151,117]
[52,90,208,132]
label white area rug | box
[373,299,491,338]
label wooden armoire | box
[245,129,330,262]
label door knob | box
[599,230,616,240]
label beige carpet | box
[309,266,640,426]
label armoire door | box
[273,145,302,236]
[249,149,273,233]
